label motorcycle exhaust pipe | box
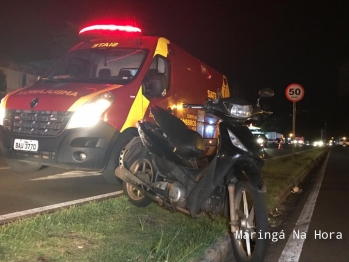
[115,166,164,205]
[115,165,144,185]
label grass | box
[262,147,327,210]
[0,147,327,262]
[0,197,227,262]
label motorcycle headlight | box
[224,103,252,118]
[228,129,248,152]
[67,92,114,129]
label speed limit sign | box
[285,83,304,102]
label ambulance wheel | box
[6,159,43,173]
[102,128,138,184]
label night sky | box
[1,0,349,140]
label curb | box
[190,234,231,262]
[195,148,329,262]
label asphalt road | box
[0,159,121,216]
[0,146,309,217]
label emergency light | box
[79,25,142,34]
[78,24,142,41]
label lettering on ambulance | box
[91,43,118,48]
[207,90,217,99]
[17,89,78,96]
[181,113,197,131]
[1,87,26,108]
[206,76,230,100]
[120,37,170,132]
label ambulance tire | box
[102,129,138,185]
[5,159,43,173]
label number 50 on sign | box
[285,83,304,102]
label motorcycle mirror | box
[258,88,274,98]
[256,88,274,107]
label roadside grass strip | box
[0,197,227,262]
[0,148,327,262]
[262,147,327,211]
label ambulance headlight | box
[224,103,252,119]
[0,98,5,126]
[67,92,114,129]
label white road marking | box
[0,191,123,224]
[278,151,330,262]
[0,167,10,170]
[30,170,102,181]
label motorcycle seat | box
[151,106,205,159]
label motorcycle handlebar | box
[182,104,204,109]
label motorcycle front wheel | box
[230,182,268,262]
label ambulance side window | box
[143,56,170,98]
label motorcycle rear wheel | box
[123,155,153,207]
[230,181,268,262]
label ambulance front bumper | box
[0,121,120,170]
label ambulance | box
[0,24,229,184]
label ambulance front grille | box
[3,110,73,136]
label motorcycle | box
[115,88,274,262]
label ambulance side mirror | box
[143,72,167,97]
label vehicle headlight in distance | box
[67,92,114,129]
[0,98,5,126]
[257,138,264,144]
[224,103,252,118]
[228,129,248,152]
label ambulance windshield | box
[43,48,147,84]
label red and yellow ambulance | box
[0,24,229,184]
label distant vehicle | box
[254,134,267,146]
[337,138,349,147]
[265,131,282,147]
[313,141,324,147]
[294,136,305,146]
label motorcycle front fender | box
[227,158,266,193]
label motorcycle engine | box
[168,181,187,208]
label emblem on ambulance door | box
[30,97,39,108]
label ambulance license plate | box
[14,139,39,152]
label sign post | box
[285,83,304,158]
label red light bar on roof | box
[79,25,142,34]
